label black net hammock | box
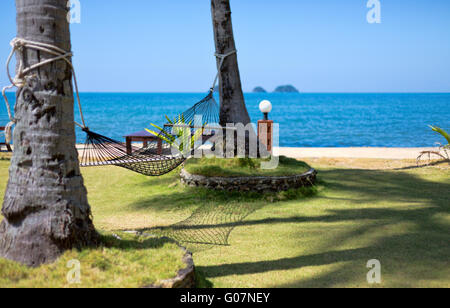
[78,51,236,176]
[79,91,220,176]
[2,38,235,177]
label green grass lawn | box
[0,156,449,287]
[0,232,185,288]
[184,156,311,177]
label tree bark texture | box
[211,0,251,127]
[0,0,98,267]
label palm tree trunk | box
[211,0,251,127]
[0,0,98,267]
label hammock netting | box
[79,91,220,176]
[2,39,238,178]
[138,201,261,248]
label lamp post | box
[258,100,274,153]
[259,100,272,120]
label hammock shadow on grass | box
[134,186,318,250]
[141,202,263,249]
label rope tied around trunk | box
[210,50,237,91]
[1,38,87,145]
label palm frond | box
[165,115,173,124]
[430,126,450,145]
[146,123,176,143]
[146,113,209,155]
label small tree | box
[0,0,98,267]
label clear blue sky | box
[1,0,449,92]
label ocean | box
[2,92,449,147]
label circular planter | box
[146,245,195,288]
[180,168,317,192]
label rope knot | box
[10,38,25,50]
[210,50,237,90]
[214,49,237,60]
[12,76,25,88]
[2,37,87,129]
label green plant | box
[238,157,257,169]
[430,125,450,145]
[417,126,450,165]
[146,114,205,154]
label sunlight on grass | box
[0,156,449,288]
[0,232,185,288]
[184,156,311,177]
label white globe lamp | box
[259,100,272,120]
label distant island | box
[274,85,299,93]
[252,87,267,93]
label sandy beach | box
[276,147,435,160]
[73,145,437,160]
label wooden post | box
[126,137,132,155]
[258,120,274,153]
[157,139,163,155]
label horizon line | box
[3,91,450,94]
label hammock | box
[2,38,234,177]
[79,91,220,176]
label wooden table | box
[124,130,162,155]
[125,129,217,156]
[0,126,12,152]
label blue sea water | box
[2,92,449,147]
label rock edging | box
[146,246,195,288]
[180,168,317,192]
